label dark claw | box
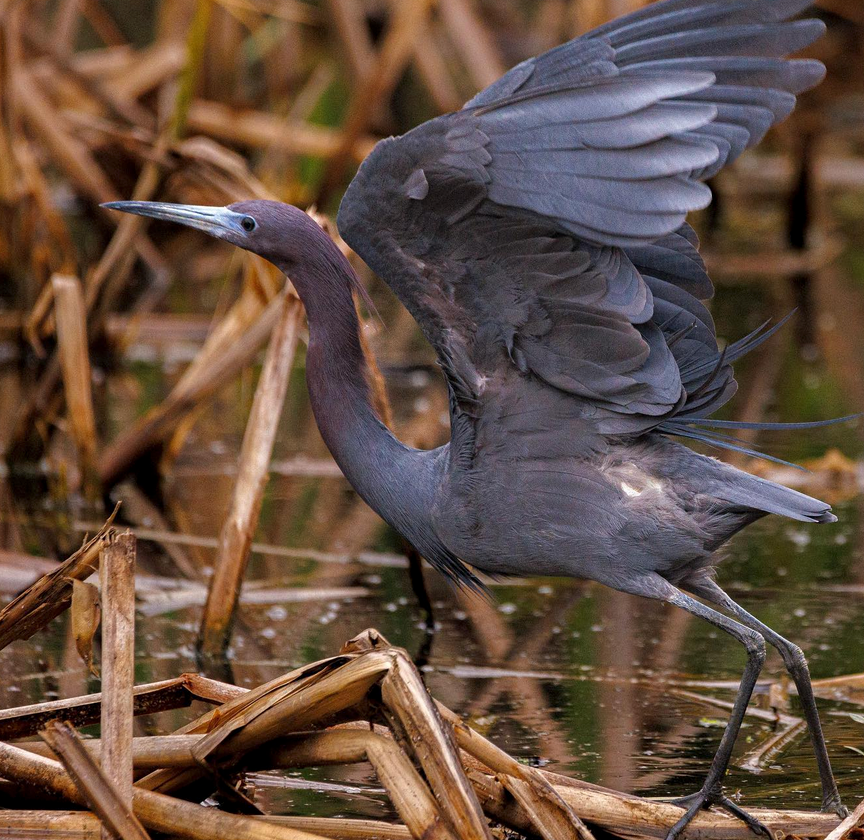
[719,795,773,837]
[664,789,772,840]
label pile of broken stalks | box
[0,630,858,840]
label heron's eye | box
[241,216,257,232]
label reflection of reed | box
[596,589,639,791]
[457,586,587,768]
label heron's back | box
[433,435,833,588]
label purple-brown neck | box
[100,199,455,576]
[271,223,440,541]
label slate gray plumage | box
[105,0,851,835]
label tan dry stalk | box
[379,649,492,840]
[0,674,234,741]
[0,508,117,650]
[435,697,594,840]
[21,735,201,770]
[186,100,377,162]
[100,531,137,832]
[196,651,393,758]
[0,741,328,840]
[258,816,411,840]
[258,730,456,840]
[136,653,390,794]
[0,810,103,837]
[322,0,375,81]
[0,812,414,840]
[111,42,185,101]
[550,778,839,840]
[199,294,303,656]
[504,776,595,840]
[52,274,99,486]
[40,721,151,840]
[466,769,535,835]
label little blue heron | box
[106,0,850,835]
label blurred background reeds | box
[2,0,864,817]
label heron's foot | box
[821,792,848,819]
[665,788,772,840]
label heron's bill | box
[102,201,246,238]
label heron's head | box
[102,199,326,269]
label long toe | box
[665,794,706,840]
[716,795,772,838]
[664,790,771,840]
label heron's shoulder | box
[339,120,450,219]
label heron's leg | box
[686,576,846,817]
[615,574,770,840]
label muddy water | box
[2,190,864,819]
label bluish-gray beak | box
[101,201,248,239]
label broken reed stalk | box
[379,650,492,840]
[0,812,413,840]
[0,811,104,838]
[259,817,411,840]
[0,741,327,840]
[0,507,117,650]
[199,293,303,657]
[40,721,151,840]
[0,674,243,741]
[100,531,137,837]
[98,293,284,488]
[258,731,457,840]
[52,273,99,492]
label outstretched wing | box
[337,0,825,457]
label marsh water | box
[2,186,864,820]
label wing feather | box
[337,0,826,455]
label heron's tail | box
[712,471,836,524]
